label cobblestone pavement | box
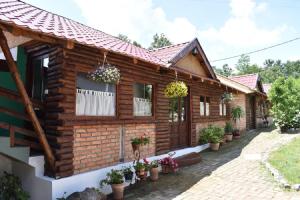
[124,129,300,200]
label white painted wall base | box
[7,144,209,200]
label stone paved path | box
[124,128,300,200]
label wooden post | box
[0,29,55,170]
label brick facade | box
[73,123,156,174]
[230,93,247,131]
[195,120,227,143]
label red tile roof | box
[263,83,271,94]
[230,74,259,90]
[150,42,189,63]
[0,0,166,66]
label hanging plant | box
[164,81,188,98]
[222,92,233,102]
[87,63,120,84]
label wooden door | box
[169,96,189,150]
[249,96,256,129]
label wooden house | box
[218,74,269,130]
[0,1,263,199]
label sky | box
[24,0,300,69]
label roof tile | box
[230,74,259,89]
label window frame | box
[75,71,119,120]
[200,96,211,117]
[133,81,155,119]
[219,99,227,117]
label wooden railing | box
[0,86,44,152]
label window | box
[133,83,153,116]
[76,73,116,116]
[200,96,210,116]
[31,57,49,101]
[219,99,227,116]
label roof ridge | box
[230,73,258,78]
[217,74,255,92]
[150,41,190,51]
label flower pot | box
[131,143,140,152]
[233,135,241,139]
[124,172,133,181]
[150,167,159,181]
[161,164,171,174]
[225,134,233,142]
[111,183,124,200]
[136,169,145,179]
[210,143,220,151]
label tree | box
[269,77,300,130]
[213,64,233,77]
[117,34,142,48]
[149,33,172,49]
[236,54,261,75]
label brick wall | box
[230,93,247,131]
[73,123,156,174]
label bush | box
[0,171,30,200]
[199,125,224,144]
[224,122,233,134]
[269,77,300,130]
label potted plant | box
[222,92,233,102]
[201,125,224,151]
[100,169,124,200]
[122,166,133,181]
[231,106,244,139]
[224,122,233,142]
[130,135,150,152]
[159,153,179,174]
[87,64,121,84]
[164,81,188,98]
[149,160,159,181]
[134,161,145,179]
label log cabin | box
[218,74,269,131]
[0,1,267,199]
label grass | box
[268,137,300,185]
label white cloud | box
[199,0,286,47]
[73,0,198,46]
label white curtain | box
[76,89,115,116]
[133,97,152,116]
[206,102,210,116]
[200,102,205,116]
[219,103,223,116]
[223,104,227,116]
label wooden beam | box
[0,29,55,170]
[133,58,138,64]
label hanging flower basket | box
[87,64,121,84]
[164,81,188,98]
[222,92,233,102]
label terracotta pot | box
[150,167,159,181]
[233,135,241,139]
[111,183,124,200]
[161,164,171,174]
[131,143,140,152]
[225,134,233,142]
[136,168,145,178]
[210,143,220,151]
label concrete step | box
[0,136,30,163]
[174,152,202,167]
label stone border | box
[262,147,300,191]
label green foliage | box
[236,54,262,75]
[149,33,172,49]
[164,81,188,98]
[131,136,150,145]
[0,171,30,200]
[199,125,224,144]
[117,33,142,47]
[224,122,233,134]
[150,160,159,168]
[134,162,145,171]
[213,64,233,77]
[100,170,124,187]
[269,137,300,184]
[268,77,300,130]
[231,106,244,123]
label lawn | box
[269,137,300,185]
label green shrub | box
[224,122,233,134]
[100,169,124,187]
[199,125,224,144]
[269,77,300,130]
[0,171,30,200]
